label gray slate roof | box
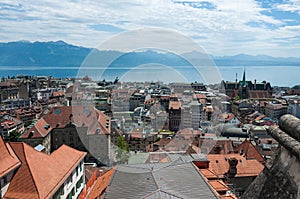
[104,162,218,199]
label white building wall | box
[51,160,85,199]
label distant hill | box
[0,40,92,67]
[213,54,300,66]
[0,41,300,67]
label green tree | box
[233,95,240,101]
[116,135,130,164]
[292,85,300,89]
[5,130,20,142]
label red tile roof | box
[221,195,238,199]
[20,118,52,139]
[194,139,234,155]
[208,180,230,192]
[21,106,111,139]
[4,143,86,199]
[194,93,207,99]
[255,114,266,121]
[199,169,218,179]
[236,140,265,164]
[169,101,181,110]
[206,154,264,178]
[248,90,271,99]
[52,91,65,97]
[0,137,21,178]
[86,168,115,199]
[221,113,236,122]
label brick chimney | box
[226,158,238,178]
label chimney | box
[226,158,238,178]
[69,114,73,124]
[235,73,238,89]
[29,131,34,138]
[213,145,222,154]
[254,79,256,90]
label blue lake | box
[0,65,299,87]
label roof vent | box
[216,160,219,163]
[29,131,34,138]
[44,124,50,130]
[240,150,244,155]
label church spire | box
[242,68,246,82]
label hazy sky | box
[1,0,300,57]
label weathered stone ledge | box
[268,125,300,160]
[279,114,300,141]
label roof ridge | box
[45,145,86,198]
[1,137,13,158]
[192,162,220,197]
[141,188,184,199]
[151,171,159,193]
[33,117,51,137]
[242,140,264,162]
[20,143,41,199]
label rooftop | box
[4,143,86,199]
[104,162,219,199]
[206,153,264,178]
[0,137,21,178]
[21,106,110,139]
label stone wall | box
[242,114,300,199]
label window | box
[54,189,61,199]
[72,188,75,196]
[59,186,64,195]
[67,192,72,199]
[80,163,82,171]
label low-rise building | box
[0,137,21,199]
[265,102,287,119]
[103,162,220,199]
[20,106,112,165]
[0,115,24,139]
[3,142,86,199]
[288,99,300,118]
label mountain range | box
[0,40,300,67]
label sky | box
[0,0,300,57]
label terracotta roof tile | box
[4,143,86,199]
[20,118,52,139]
[21,106,111,139]
[199,169,218,179]
[194,139,234,155]
[221,195,238,199]
[0,137,21,178]
[255,114,266,121]
[52,91,65,97]
[87,168,114,199]
[206,154,264,178]
[169,101,181,110]
[208,180,230,192]
[236,140,265,164]
[221,113,235,122]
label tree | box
[5,130,20,142]
[233,95,240,101]
[292,85,300,89]
[116,135,130,164]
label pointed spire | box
[242,68,246,82]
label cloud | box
[0,0,299,57]
[275,0,300,14]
